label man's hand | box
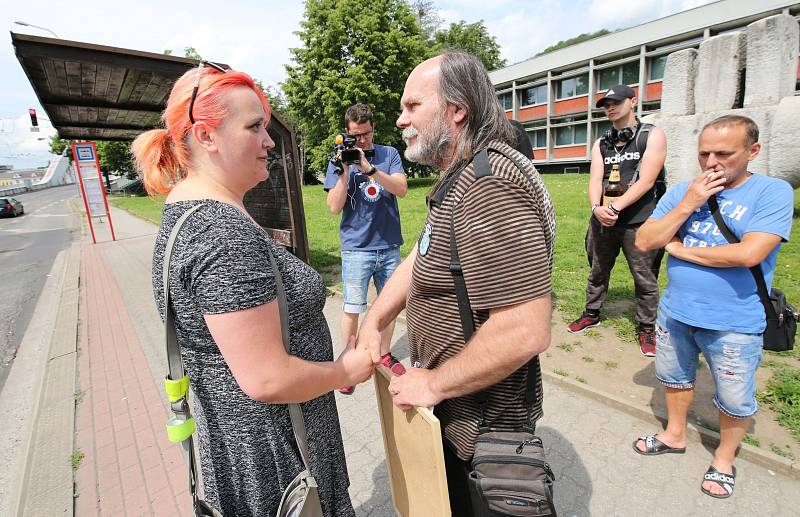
[680,169,727,212]
[356,318,384,365]
[594,205,618,227]
[335,336,375,386]
[388,368,442,410]
[664,234,682,256]
[356,148,372,174]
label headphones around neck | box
[603,118,640,145]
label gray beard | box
[403,112,452,168]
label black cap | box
[595,84,635,108]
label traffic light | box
[29,108,39,132]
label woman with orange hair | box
[133,63,371,516]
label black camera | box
[329,132,361,175]
[336,132,361,164]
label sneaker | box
[639,326,656,357]
[567,312,600,333]
[380,353,407,376]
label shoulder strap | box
[707,195,777,319]
[163,204,314,510]
[266,248,313,470]
[447,148,540,427]
[630,124,651,184]
[162,203,206,510]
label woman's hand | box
[336,336,375,386]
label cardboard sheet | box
[373,367,451,516]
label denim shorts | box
[655,312,763,419]
[341,247,401,314]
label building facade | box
[490,0,800,173]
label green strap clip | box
[164,375,190,402]
[166,417,196,443]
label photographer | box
[325,103,407,394]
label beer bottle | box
[602,164,625,207]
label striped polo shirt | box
[407,141,556,461]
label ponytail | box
[131,129,183,196]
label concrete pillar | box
[695,32,746,113]
[767,96,800,188]
[660,49,698,116]
[744,14,800,108]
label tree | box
[283,0,428,180]
[433,20,506,71]
[537,29,612,56]
[183,46,202,60]
[412,0,442,42]
[49,134,70,156]
[95,141,136,179]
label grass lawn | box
[110,176,800,325]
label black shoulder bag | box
[446,148,557,516]
[708,195,797,352]
[162,205,323,517]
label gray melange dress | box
[152,200,355,517]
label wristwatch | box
[365,166,377,177]
[591,203,599,214]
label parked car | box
[0,197,24,217]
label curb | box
[14,202,83,516]
[541,370,799,480]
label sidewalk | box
[27,205,800,515]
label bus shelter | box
[11,32,309,261]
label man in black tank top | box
[566,84,667,358]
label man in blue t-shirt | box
[325,104,407,393]
[632,115,793,499]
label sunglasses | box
[188,60,228,124]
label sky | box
[0,0,712,169]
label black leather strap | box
[707,195,778,319]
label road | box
[0,186,81,391]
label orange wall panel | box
[519,104,547,121]
[551,145,587,159]
[532,148,547,161]
[505,111,513,119]
[552,96,588,116]
[645,81,662,101]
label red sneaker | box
[639,326,656,357]
[380,353,406,376]
[566,312,600,333]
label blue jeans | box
[341,247,401,314]
[655,312,763,418]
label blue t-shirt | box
[324,144,405,251]
[651,173,793,333]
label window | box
[498,92,513,111]
[554,124,587,146]
[594,120,613,140]
[555,74,589,99]
[648,55,668,81]
[527,129,547,148]
[520,84,547,106]
[597,62,640,90]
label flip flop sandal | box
[701,465,736,499]
[632,435,687,455]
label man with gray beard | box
[358,51,557,516]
